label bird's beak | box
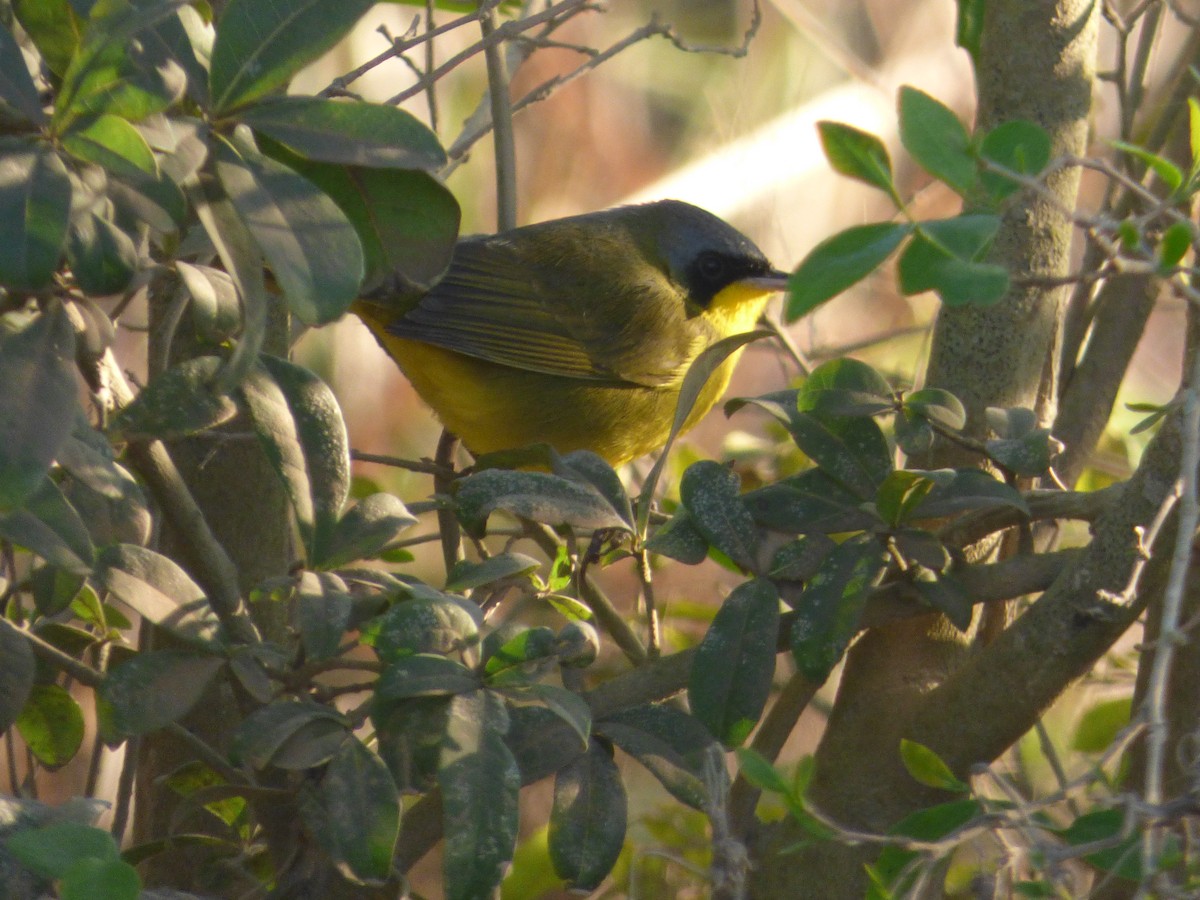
[741,269,791,293]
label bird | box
[354,199,789,466]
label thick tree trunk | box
[132,289,293,893]
[750,2,1098,896]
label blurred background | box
[288,1,1186,895]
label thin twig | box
[480,4,517,230]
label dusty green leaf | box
[241,354,351,565]
[319,493,417,570]
[456,468,629,539]
[0,307,78,511]
[215,133,363,326]
[680,460,759,571]
[549,740,627,891]
[94,543,221,645]
[791,534,887,682]
[209,0,376,114]
[688,578,780,746]
[315,737,400,884]
[240,96,446,170]
[99,650,223,739]
[439,690,520,900]
[109,356,235,442]
[0,20,48,124]
[362,595,482,661]
[0,620,36,733]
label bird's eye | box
[696,252,725,281]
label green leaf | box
[909,468,1029,518]
[60,856,141,900]
[898,86,975,194]
[791,534,887,682]
[890,798,981,840]
[553,450,634,530]
[94,543,222,645]
[955,0,984,64]
[911,569,973,630]
[0,621,35,733]
[1072,697,1132,752]
[99,650,223,739]
[12,0,85,79]
[0,20,48,124]
[455,468,630,539]
[521,683,593,750]
[446,552,541,593]
[768,535,838,581]
[439,690,521,900]
[214,132,364,326]
[240,354,351,565]
[979,120,1052,199]
[1189,97,1200,182]
[549,740,627,891]
[109,356,236,442]
[189,170,268,392]
[240,96,446,170]
[5,823,119,879]
[263,146,460,293]
[375,654,478,701]
[688,578,780,747]
[295,570,352,661]
[319,492,418,569]
[1111,140,1184,194]
[231,698,348,769]
[177,262,240,344]
[875,471,936,527]
[786,221,911,321]
[817,121,898,200]
[903,388,966,430]
[638,330,771,533]
[372,695,449,793]
[597,724,705,811]
[1158,221,1194,270]
[209,0,375,114]
[61,114,156,177]
[16,683,85,768]
[0,309,79,514]
[983,407,1061,476]
[744,470,879,535]
[680,460,759,571]
[0,140,73,291]
[735,746,791,795]
[899,215,1009,306]
[65,211,138,296]
[362,595,482,661]
[0,476,95,574]
[786,412,893,499]
[598,704,723,810]
[796,357,894,417]
[1059,809,1141,880]
[898,738,968,792]
[316,737,400,884]
[645,507,711,564]
[53,0,187,129]
[483,627,559,685]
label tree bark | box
[750,2,1098,896]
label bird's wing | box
[388,237,689,386]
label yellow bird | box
[354,200,789,466]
